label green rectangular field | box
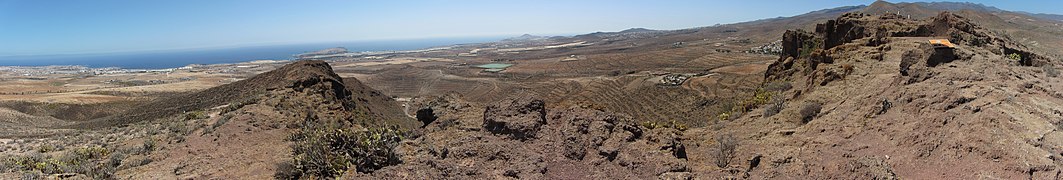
[474,63,513,69]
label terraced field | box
[335,44,772,127]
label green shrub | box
[641,121,663,130]
[140,139,157,154]
[37,145,58,153]
[716,112,730,121]
[731,89,773,113]
[3,153,44,172]
[641,120,688,131]
[669,119,688,131]
[799,40,821,57]
[1006,53,1022,61]
[57,147,116,178]
[61,147,110,165]
[1,147,117,178]
[282,116,405,179]
[184,110,207,120]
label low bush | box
[141,139,157,153]
[800,102,823,124]
[799,40,821,58]
[184,110,207,120]
[641,120,688,131]
[0,147,118,179]
[715,87,780,122]
[274,161,298,180]
[716,112,730,121]
[641,121,663,130]
[712,133,739,168]
[1045,65,1059,78]
[281,115,405,179]
[37,144,59,153]
[669,120,688,131]
[733,89,773,113]
[1006,53,1022,61]
[763,98,785,117]
[165,120,191,135]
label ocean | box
[0,36,508,69]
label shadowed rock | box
[483,96,547,140]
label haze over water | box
[0,36,506,69]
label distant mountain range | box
[1022,12,1063,21]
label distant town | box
[0,60,290,77]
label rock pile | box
[353,96,690,179]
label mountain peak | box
[619,28,655,33]
[75,60,412,128]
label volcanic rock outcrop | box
[352,95,690,179]
[768,12,1050,90]
[709,11,1063,179]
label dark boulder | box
[483,96,547,140]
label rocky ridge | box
[701,11,1063,179]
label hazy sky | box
[1,0,1060,56]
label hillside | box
[4,1,1063,179]
[862,1,1063,58]
[74,60,412,129]
[0,60,417,179]
[110,60,419,178]
[340,10,1063,179]
[684,11,1061,179]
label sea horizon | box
[0,36,511,69]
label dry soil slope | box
[683,11,1063,179]
[116,60,417,179]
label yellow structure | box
[928,39,955,48]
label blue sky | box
[0,0,1059,56]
